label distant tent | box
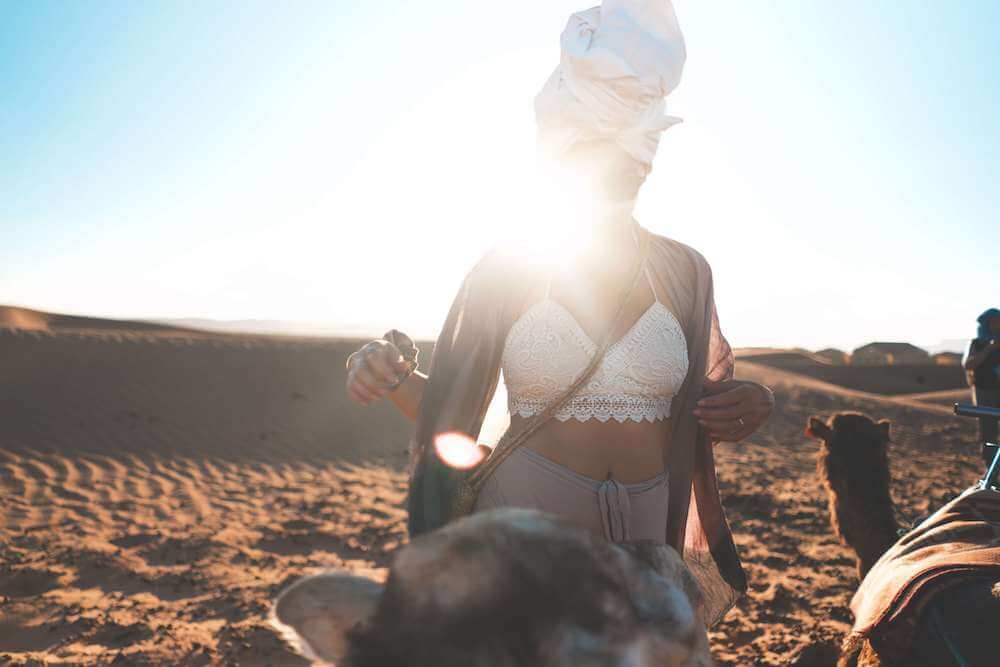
[815,348,850,365]
[850,342,930,366]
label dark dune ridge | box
[1,305,208,337]
[0,314,983,665]
[738,349,968,396]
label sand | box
[0,314,982,665]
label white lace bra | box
[501,262,689,423]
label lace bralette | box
[500,264,689,424]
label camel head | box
[270,508,712,667]
[806,413,892,493]
[806,413,897,578]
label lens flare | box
[523,152,641,269]
[434,432,487,470]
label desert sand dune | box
[900,387,974,408]
[0,327,983,665]
[738,348,967,396]
[1,306,212,337]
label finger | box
[348,383,376,405]
[700,418,743,434]
[696,387,747,408]
[354,366,389,396]
[348,343,376,371]
[700,412,746,430]
[713,420,751,438]
[368,352,401,385]
[347,371,379,400]
[348,389,371,406]
[694,402,747,420]
[383,341,406,368]
[700,378,732,396]
[730,416,760,440]
[379,341,410,370]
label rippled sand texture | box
[0,324,979,665]
[1,327,413,666]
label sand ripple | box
[0,328,981,665]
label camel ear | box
[805,416,832,440]
[270,572,383,663]
[877,419,891,442]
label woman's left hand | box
[694,379,774,442]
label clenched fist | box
[346,338,414,406]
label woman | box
[345,0,774,624]
[964,308,1000,445]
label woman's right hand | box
[346,339,412,406]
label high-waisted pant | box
[472,446,669,544]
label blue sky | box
[1,1,997,351]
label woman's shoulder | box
[462,242,547,294]
[473,240,548,272]
[645,229,713,275]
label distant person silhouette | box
[963,308,1000,445]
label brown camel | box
[806,412,898,579]
[270,508,713,667]
[806,412,1000,667]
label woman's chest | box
[500,299,689,395]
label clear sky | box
[2,1,997,351]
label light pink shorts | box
[473,446,669,544]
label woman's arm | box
[964,339,998,371]
[388,370,427,421]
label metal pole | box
[953,403,1000,420]
[982,441,1000,491]
[955,403,1000,490]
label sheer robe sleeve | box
[406,249,519,538]
[685,276,744,626]
[705,298,734,384]
[649,233,746,627]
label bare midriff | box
[512,414,673,484]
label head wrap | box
[977,308,1000,341]
[535,0,687,175]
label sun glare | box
[277,51,744,343]
[434,432,487,470]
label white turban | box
[535,0,686,175]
